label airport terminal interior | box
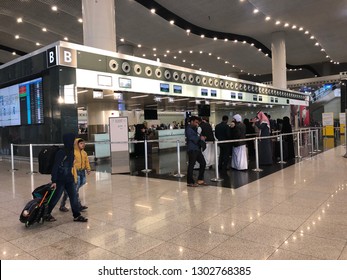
[1,0,347,260]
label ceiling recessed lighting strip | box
[134,0,320,76]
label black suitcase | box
[19,184,55,227]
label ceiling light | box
[305,31,309,34]
[310,36,315,39]
[201,34,205,38]
[275,21,281,25]
[265,16,271,21]
[326,55,330,58]
[64,37,68,41]
[15,35,19,39]
[178,50,182,53]
[186,29,190,33]
[137,44,142,48]
[191,63,194,66]
[163,54,167,57]
[153,47,156,51]
[120,38,125,42]
[321,48,325,51]
[265,53,269,56]
[36,42,40,46]
[214,37,217,40]
[199,51,203,54]
[258,48,262,51]
[183,59,186,62]
[51,6,58,11]
[217,57,220,60]
[170,20,174,25]
[315,42,319,46]
[142,54,146,57]
[166,50,170,53]
[208,53,212,55]
[150,9,156,13]
[224,38,228,41]
[42,27,47,32]
[78,18,83,23]
[253,9,259,14]
[284,23,289,27]
[234,39,238,43]
[292,25,297,29]
[225,61,229,64]
[12,52,16,55]
[299,27,304,31]
[189,50,193,53]
[174,56,177,59]
[251,43,254,46]
[17,17,23,23]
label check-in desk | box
[157,129,186,150]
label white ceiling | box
[1,0,346,81]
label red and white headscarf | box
[257,111,270,128]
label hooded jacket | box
[51,133,75,183]
[73,138,91,182]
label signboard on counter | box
[322,112,334,136]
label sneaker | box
[59,206,69,212]
[73,215,88,222]
[80,205,88,211]
[45,214,56,222]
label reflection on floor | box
[1,137,347,260]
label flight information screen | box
[0,77,43,126]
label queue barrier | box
[8,127,325,179]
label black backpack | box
[38,146,60,174]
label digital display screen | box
[211,90,217,97]
[119,77,131,88]
[160,83,170,93]
[275,98,278,103]
[0,77,43,126]
[230,92,236,99]
[173,85,182,94]
[258,96,263,101]
[238,93,243,100]
[201,89,208,96]
[270,97,274,102]
[253,95,257,101]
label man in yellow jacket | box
[59,138,91,212]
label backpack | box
[38,146,60,174]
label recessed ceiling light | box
[183,59,186,62]
[243,41,246,44]
[166,50,170,53]
[51,6,58,11]
[305,31,309,34]
[234,39,238,43]
[178,50,182,53]
[142,54,146,57]
[214,37,217,40]
[201,34,205,38]
[224,38,228,41]
[275,21,281,25]
[153,47,156,51]
[265,16,271,21]
[15,35,19,39]
[258,48,262,51]
[137,44,142,48]
[191,63,194,66]
[299,27,304,31]
[186,29,190,33]
[42,27,47,32]
[17,17,23,23]
[253,9,259,14]
[64,37,68,41]
[164,54,167,57]
[208,53,212,56]
[199,51,203,54]
[189,50,193,53]
[284,23,289,27]
[251,43,254,46]
[153,54,157,57]
[169,20,174,25]
[292,25,297,29]
[150,9,156,14]
[174,56,177,59]
[36,42,40,46]
[78,18,83,23]
[315,42,319,46]
[310,36,315,39]
[12,52,16,55]
[120,38,125,42]
[217,57,220,60]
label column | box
[271,31,287,89]
[82,0,116,52]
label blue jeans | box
[49,180,81,218]
[60,170,86,209]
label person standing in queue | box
[214,115,231,171]
[45,133,88,222]
[252,111,273,165]
[199,117,215,169]
[186,116,207,187]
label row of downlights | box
[109,59,303,99]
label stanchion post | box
[309,129,315,154]
[10,143,15,172]
[278,134,286,164]
[296,131,302,159]
[29,144,34,174]
[252,138,263,172]
[141,139,151,173]
[173,140,184,178]
[315,129,321,152]
[211,141,223,182]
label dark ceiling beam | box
[134,0,320,77]
[0,44,27,56]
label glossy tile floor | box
[1,145,347,260]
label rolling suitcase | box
[19,184,55,228]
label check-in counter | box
[157,129,186,150]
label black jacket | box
[200,121,214,142]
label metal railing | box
[6,127,327,181]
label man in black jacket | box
[214,115,231,171]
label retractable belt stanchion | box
[173,140,184,178]
[141,139,151,173]
[309,129,315,155]
[314,129,321,152]
[29,144,35,174]
[211,140,223,182]
[296,131,302,159]
[252,138,263,172]
[278,134,286,164]
[10,143,15,172]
